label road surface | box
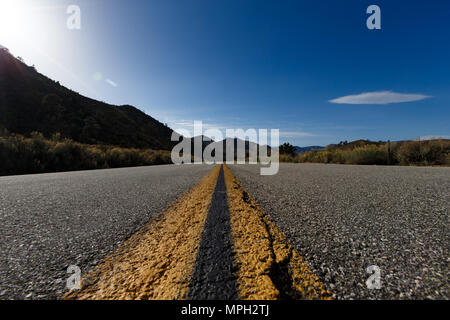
[229,163,449,299]
[0,164,214,299]
[0,163,448,300]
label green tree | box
[279,142,295,155]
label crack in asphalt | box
[241,189,303,299]
[225,164,331,300]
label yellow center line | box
[64,164,331,300]
[223,165,332,300]
[64,165,221,300]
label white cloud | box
[420,135,450,140]
[329,91,431,105]
[279,131,317,138]
[171,120,226,130]
[106,79,118,87]
[170,120,228,139]
[170,120,317,143]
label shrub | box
[346,145,388,165]
[0,132,173,176]
[283,139,449,166]
[396,141,422,165]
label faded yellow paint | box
[65,165,221,300]
[223,165,331,300]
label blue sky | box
[0,0,449,146]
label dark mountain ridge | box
[0,48,175,150]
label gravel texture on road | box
[223,165,331,300]
[229,163,449,299]
[0,164,214,299]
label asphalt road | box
[187,166,238,300]
[0,164,213,299]
[229,163,449,299]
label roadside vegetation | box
[0,129,172,176]
[279,139,450,166]
[1,126,449,176]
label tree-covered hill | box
[0,49,174,150]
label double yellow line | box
[65,165,331,300]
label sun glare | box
[0,0,49,55]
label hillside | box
[325,139,382,151]
[0,48,174,150]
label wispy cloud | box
[329,91,431,105]
[171,120,227,130]
[106,79,118,87]
[279,131,317,138]
[169,120,319,143]
[420,135,450,140]
[170,120,229,138]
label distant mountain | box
[293,145,324,155]
[190,137,270,160]
[0,49,175,150]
